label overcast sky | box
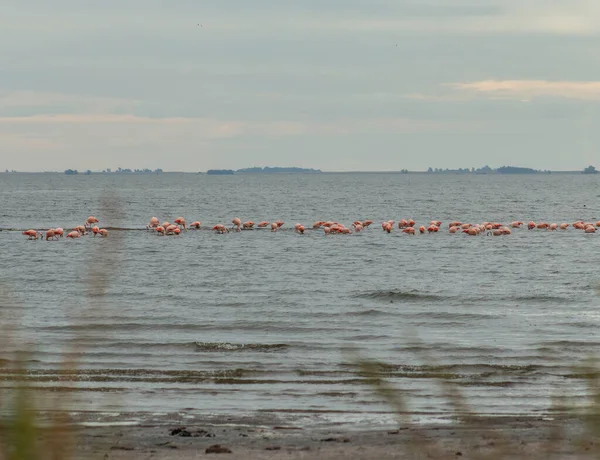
[2,0,600,172]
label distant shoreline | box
[0,170,595,175]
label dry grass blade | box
[0,193,124,460]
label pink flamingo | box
[559,223,569,230]
[85,216,99,228]
[22,229,41,240]
[174,217,187,230]
[156,226,165,236]
[212,224,228,234]
[66,231,80,239]
[147,217,160,229]
[403,227,415,235]
[243,221,254,229]
[54,227,64,238]
[190,221,201,229]
[585,225,596,233]
[257,221,269,228]
[165,224,179,235]
[510,221,523,228]
[362,220,373,228]
[99,228,109,237]
[232,217,242,230]
[92,226,100,237]
[270,222,278,232]
[45,229,57,240]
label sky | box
[1,0,600,172]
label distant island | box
[236,166,322,174]
[2,164,592,175]
[426,165,556,174]
[206,169,234,175]
[203,166,322,175]
[64,168,163,175]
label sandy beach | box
[61,414,598,460]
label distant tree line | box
[64,168,163,175]
[424,165,596,174]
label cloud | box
[449,80,600,100]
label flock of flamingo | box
[19,216,600,240]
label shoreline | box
[58,413,597,459]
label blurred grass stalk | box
[0,194,123,460]
[346,323,600,458]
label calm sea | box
[1,172,599,428]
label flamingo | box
[92,226,100,237]
[232,217,242,231]
[66,231,80,239]
[190,221,201,229]
[174,217,187,230]
[402,227,415,235]
[85,216,99,228]
[270,222,278,232]
[585,225,596,233]
[22,229,40,240]
[165,224,179,235]
[54,227,64,238]
[156,226,165,236]
[45,229,57,241]
[212,224,228,234]
[559,223,569,230]
[242,221,254,229]
[99,228,109,237]
[147,217,160,229]
[362,220,373,228]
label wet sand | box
[65,414,598,459]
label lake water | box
[1,172,599,428]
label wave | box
[347,309,388,317]
[194,342,289,352]
[355,290,444,302]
